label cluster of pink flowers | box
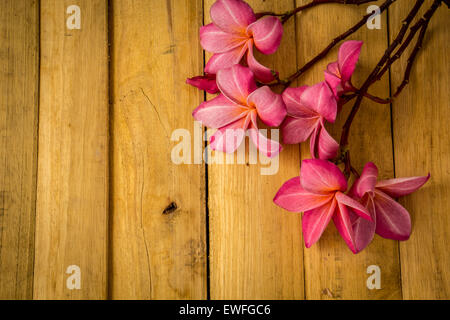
[192,64,284,157]
[188,0,285,157]
[282,41,363,159]
[274,160,429,253]
[187,0,283,93]
[187,0,430,253]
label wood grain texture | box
[0,0,39,300]
[110,0,207,299]
[0,0,447,301]
[34,0,109,299]
[389,0,450,300]
[205,0,304,300]
[295,0,401,299]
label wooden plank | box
[34,0,109,299]
[296,0,402,299]
[206,0,304,300]
[110,0,206,299]
[389,0,450,299]
[0,0,39,300]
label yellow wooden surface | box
[34,0,109,299]
[205,0,304,300]
[0,0,448,300]
[296,0,402,299]
[110,0,207,299]
[0,0,39,300]
[390,0,450,299]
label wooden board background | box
[34,0,109,299]
[205,0,304,300]
[110,0,206,300]
[0,0,39,299]
[295,0,399,300]
[0,0,448,299]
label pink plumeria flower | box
[348,162,430,253]
[193,64,286,158]
[274,159,372,253]
[281,82,339,160]
[324,40,363,98]
[200,0,283,83]
[186,74,219,94]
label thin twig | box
[281,0,377,23]
[362,92,391,104]
[392,24,428,97]
[339,0,431,147]
[376,0,426,81]
[348,86,391,104]
[364,18,430,104]
[337,0,442,175]
[350,0,433,104]
[281,0,397,88]
[339,93,358,105]
[392,9,438,97]
[256,0,376,22]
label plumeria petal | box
[273,177,334,213]
[351,162,379,198]
[335,191,372,221]
[186,74,219,94]
[282,86,317,118]
[247,44,276,83]
[247,86,286,127]
[317,123,339,160]
[216,64,257,105]
[324,70,342,98]
[200,23,247,53]
[192,94,248,128]
[300,159,348,194]
[333,201,357,253]
[210,0,256,35]
[204,43,248,74]
[338,40,363,82]
[373,190,411,240]
[302,198,337,248]
[300,81,337,123]
[281,116,317,145]
[248,112,282,158]
[352,195,376,253]
[209,114,251,153]
[342,80,354,92]
[246,16,283,55]
[375,174,430,198]
[309,125,320,159]
[326,61,340,77]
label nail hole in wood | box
[163,202,178,215]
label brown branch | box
[343,150,352,179]
[392,23,428,97]
[362,92,391,104]
[339,93,358,105]
[339,90,391,107]
[281,0,377,23]
[336,0,442,175]
[376,0,427,81]
[280,0,397,88]
[352,0,433,104]
[347,86,391,104]
[375,0,442,98]
[339,0,432,147]
[392,7,439,97]
[256,0,377,22]
[365,18,430,103]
